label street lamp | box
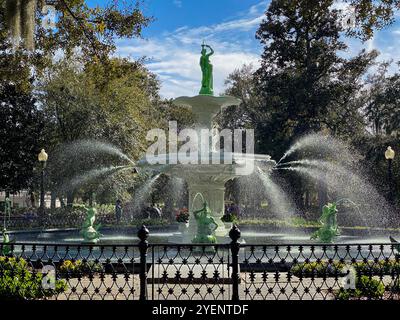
[385,146,395,204]
[38,149,48,217]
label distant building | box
[0,191,60,210]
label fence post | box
[137,225,149,300]
[229,224,241,301]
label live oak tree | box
[0,0,157,206]
[38,56,163,203]
[345,0,400,40]
[0,4,44,196]
[254,0,377,158]
[363,62,400,137]
[0,82,44,194]
[3,0,151,59]
[221,0,379,212]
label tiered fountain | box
[139,44,274,243]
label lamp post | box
[385,146,395,205]
[38,149,48,218]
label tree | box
[254,0,377,157]
[363,62,400,137]
[0,82,44,194]
[345,0,400,40]
[3,0,151,59]
[0,2,44,196]
[37,56,164,203]
[218,0,379,212]
[217,64,261,131]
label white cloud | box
[115,1,265,98]
[116,37,260,98]
[116,0,400,98]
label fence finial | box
[229,224,241,242]
[137,225,149,241]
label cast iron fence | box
[1,225,400,300]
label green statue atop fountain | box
[192,201,218,244]
[81,207,101,244]
[311,202,340,243]
[199,43,214,95]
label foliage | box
[254,0,377,158]
[291,261,345,277]
[38,56,163,202]
[0,256,67,300]
[362,63,400,137]
[291,259,400,277]
[3,0,151,62]
[175,208,189,223]
[59,259,103,276]
[0,82,44,193]
[336,276,385,300]
[345,0,400,40]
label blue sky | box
[87,1,400,98]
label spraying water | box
[61,140,135,165]
[278,133,357,165]
[278,163,391,227]
[60,165,130,193]
[132,173,161,213]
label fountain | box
[9,45,398,250]
[138,43,275,243]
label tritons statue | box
[199,43,214,95]
[311,202,340,243]
[81,207,102,244]
[192,201,218,244]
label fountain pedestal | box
[140,93,274,243]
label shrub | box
[336,276,385,300]
[291,259,400,277]
[357,276,385,298]
[0,256,67,300]
[291,261,345,277]
[59,259,104,276]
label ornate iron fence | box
[1,225,399,300]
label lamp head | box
[38,149,48,162]
[385,146,395,160]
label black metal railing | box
[1,225,399,300]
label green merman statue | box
[311,202,340,243]
[192,201,218,244]
[81,207,102,244]
[199,43,214,95]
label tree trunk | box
[67,193,74,208]
[29,191,36,208]
[50,192,56,209]
[21,0,36,50]
[5,0,21,43]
